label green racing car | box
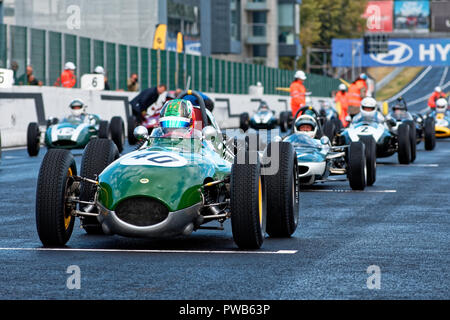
[27,99,125,156]
[35,91,300,249]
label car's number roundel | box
[120,151,188,167]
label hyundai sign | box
[332,38,450,67]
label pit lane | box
[0,138,448,299]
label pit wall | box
[0,86,333,148]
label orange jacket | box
[290,80,306,116]
[428,92,447,108]
[335,91,349,127]
[348,80,367,107]
[54,70,76,88]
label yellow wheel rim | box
[64,168,73,230]
[258,178,263,226]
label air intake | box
[115,197,169,227]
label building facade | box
[0,0,302,68]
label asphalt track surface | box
[388,66,450,112]
[0,135,449,300]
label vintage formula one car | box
[335,110,415,167]
[27,111,125,156]
[35,91,299,250]
[428,98,450,139]
[239,101,279,132]
[283,106,370,190]
[389,97,436,154]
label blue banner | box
[332,38,450,67]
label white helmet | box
[360,97,377,119]
[360,73,368,80]
[69,99,85,117]
[339,83,347,91]
[435,86,442,93]
[65,62,76,70]
[436,98,448,113]
[94,66,105,74]
[294,70,307,81]
[294,114,317,138]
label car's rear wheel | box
[359,136,376,186]
[36,149,77,246]
[110,116,125,153]
[397,123,411,164]
[127,116,138,145]
[347,141,366,190]
[98,121,110,139]
[27,122,40,157]
[79,139,119,234]
[404,120,416,162]
[424,117,436,151]
[239,112,250,132]
[279,111,290,132]
[230,153,265,249]
[263,142,299,237]
[323,120,336,141]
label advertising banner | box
[431,1,450,32]
[363,1,393,33]
[394,0,430,33]
[332,38,450,67]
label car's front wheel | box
[110,116,125,153]
[397,123,411,164]
[239,113,250,132]
[424,117,436,151]
[36,149,77,246]
[347,141,366,190]
[127,116,138,145]
[359,136,376,186]
[263,141,299,237]
[27,122,40,157]
[230,152,265,249]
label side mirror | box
[320,136,330,145]
[202,126,218,142]
[134,126,149,141]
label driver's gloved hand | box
[388,118,397,126]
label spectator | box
[290,70,308,117]
[130,84,167,122]
[335,83,349,127]
[26,66,43,86]
[127,73,139,92]
[10,61,26,85]
[54,62,77,88]
[94,65,110,90]
[347,73,368,117]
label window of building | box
[231,0,241,41]
[278,3,295,45]
[167,1,201,43]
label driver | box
[69,99,87,118]
[156,99,200,138]
[294,114,318,139]
[352,97,383,124]
[258,101,270,112]
[435,98,449,115]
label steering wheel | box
[177,90,210,127]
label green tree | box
[298,0,367,70]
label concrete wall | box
[0,86,333,148]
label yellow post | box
[382,101,389,116]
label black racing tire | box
[334,117,343,131]
[424,117,436,151]
[347,141,366,191]
[79,139,119,234]
[98,120,110,139]
[230,153,265,249]
[397,123,411,165]
[27,122,41,157]
[36,149,77,246]
[405,120,416,162]
[239,112,250,132]
[323,120,336,141]
[127,116,138,145]
[263,141,299,238]
[279,111,290,133]
[110,116,125,153]
[359,136,376,186]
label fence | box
[0,24,340,97]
